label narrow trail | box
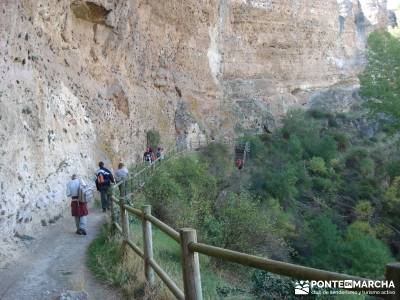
[0,205,121,300]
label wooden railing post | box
[109,187,118,235]
[180,228,203,300]
[119,197,130,252]
[110,191,115,224]
[385,262,400,299]
[142,205,155,285]
[123,179,127,199]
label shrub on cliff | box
[146,130,161,149]
[144,156,217,229]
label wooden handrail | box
[107,141,399,300]
[109,195,398,299]
[111,196,180,242]
[126,239,144,258]
[189,242,366,282]
[148,258,184,300]
[114,222,122,234]
[144,214,180,243]
[123,203,141,217]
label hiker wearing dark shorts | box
[95,162,115,212]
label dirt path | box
[0,206,121,300]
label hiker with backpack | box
[95,161,115,212]
[66,174,89,235]
[143,147,152,165]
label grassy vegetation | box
[88,217,255,299]
[87,224,149,298]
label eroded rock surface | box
[0,0,389,238]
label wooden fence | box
[108,143,399,300]
[109,195,399,300]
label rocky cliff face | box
[0,0,389,237]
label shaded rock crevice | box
[71,1,113,28]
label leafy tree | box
[343,227,393,279]
[360,31,400,131]
[301,215,346,272]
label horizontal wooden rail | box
[189,243,366,282]
[126,239,144,258]
[148,258,184,300]
[114,222,122,234]
[111,196,180,242]
[123,204,142,217]
[144,214,180,243]
[111,196,119,205]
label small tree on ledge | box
[360,30,400,132]
[147,130,160,150]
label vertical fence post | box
[119,197,130,252]
[142,205,155,286]
[385,263,400,299]
[110,189,116,233]
[123,179,127,199]
[180,228,203,300]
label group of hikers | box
[143,146,164,165]
[66,142,245,235]
[66,145,166,235]
[66,161,129,235]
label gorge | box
[0,0,392,245]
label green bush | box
[359,158,375,176]
[345,148,369,169]
[354,201,375,221]
[215,192,289,258]
[144,156,217,229]
[301,215,346,272]
[387,160,400,180]
[312,136,338,161]
[308,157,327,175]
[333,132,349,152]
[300,215,393,279]
[146,130,160,149]
[343,227,393,279]
[251,271,295,299]
[199,142,232,184]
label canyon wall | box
[0,0,389,238]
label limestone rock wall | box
[0,0,388,237]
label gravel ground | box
[0,205,122,300]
